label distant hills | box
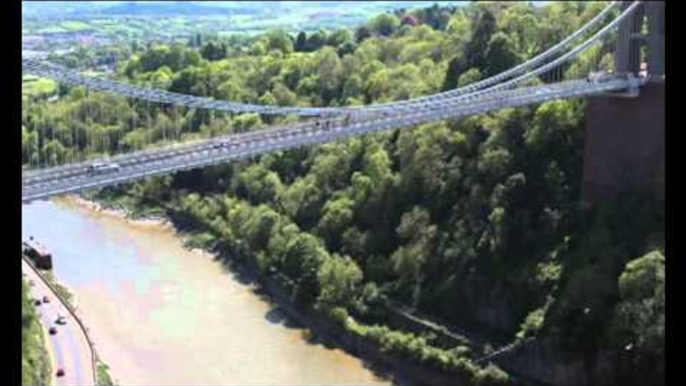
[23,1,254,17]
[23,1,471,19]
[98,2,251,16]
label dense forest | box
[22,279,51,385]
[22,2,664,385]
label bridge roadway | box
[22,118,337,186]
[22,78,642,203]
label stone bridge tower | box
[582,1,665,203]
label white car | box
[587,71,617,83]
[86,162,121,175]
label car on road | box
[86,162,121,176]
[49,327,58,335]
[55,316,67,325]
[42,296,50,303]
[212,140,236,149]
[56,368,65,377]
[587,71,618,83]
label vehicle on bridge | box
[23,238,53,270]
[212,139,238,149]
[587,71,617,83]
[86,162,121,175]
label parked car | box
[49,327,58,335]
[55,316,67,325]
[56,368,65,377]
[34,299,41,306]
[42,296,50,303]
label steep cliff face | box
[496,336,664,386]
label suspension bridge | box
[21,1,664,203]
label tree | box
[200,41,227,61]
[283,233,328,306]
[305,31,327,52]
[244,205,281,252]
[457,68,482,87]
[232,163,284,204]
[317,196,355,250]
[485,32,521,77]
[466,7,496,71]
[138,45,171,73]
[265,29,294,54]
[316,48,342,104]
[442,55,466,91]
[316,255,363,311]
[391,207,437,308]
[614,251,665,359]
[327,29,352,48]
[371,13,400,36]
[217,80,246,102]
[272,83,298,106]
[355,26,372,43]
[295,31,308,52]
[337,41,357,58]
[250,40,267,56]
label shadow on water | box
[211,252,413,385]
[299,327,411,386]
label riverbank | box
[60,195,172,230]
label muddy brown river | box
[22,198,391,385]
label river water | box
[22,199,391,386]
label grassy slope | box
[23,76,57,98]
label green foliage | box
[347,320,508,383]
[484,32,521,77]
[22,279,51,386]
[457,68,482,87]
[473,363,510,386]
[316,255,363,311]
[97,360,115,386]
[263,29,294,55]
[613,251,664,358]
[370,13,400,36]
[516,306,546,340]
[233,164,284,204]
[200,41,227,61]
